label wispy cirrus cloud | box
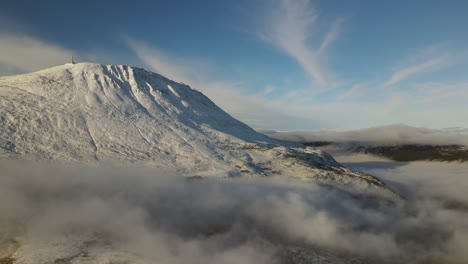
[126,37,323,129]
[382,54,450,88]
[124,37,207,85]
[260,0,342,87]
[0,31,116,76]
[2,22,465,130]
[127,36,468,129]
[318,17,345,54]
[0,32,74,75]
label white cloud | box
[260,0,341,87]
[102,35,468,129]
[1,28,465,130]
[0,33,74,75]
[383,55,450,87]
[126,37,323,129]
[124,37,206,85]
[0,32,117,76]
[2,160,468,263]
[263,124,468,146]
[318,17,345,54]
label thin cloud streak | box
[0,33,74,75]
[126,37,468,129]
[383,55,449,87]
[318,17,345,54]
[0,32,118,76]
[1,30,465,129]
[125,37,322,129]
[125,37,206,85]
[261,0,341,87]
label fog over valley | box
[1,159,468,264]
[1,0,467,263]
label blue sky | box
[1,0,467,130]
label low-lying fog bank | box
[329,148,468,208]
[263,125,468,162]
[1,160,467,263]
[262,124,468,146]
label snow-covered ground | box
[0,63,395,193]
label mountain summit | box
[0,63,392,192]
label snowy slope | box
[0,63,393,190]
[0,63,400,264]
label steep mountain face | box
[0,63,392,191]
[0,63,266,166]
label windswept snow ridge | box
[0,63,394,193]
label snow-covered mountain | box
[0,63,402,264]
[0,63,394,192]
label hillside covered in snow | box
[0,63,395,194]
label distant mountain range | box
[263,125,468,162]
